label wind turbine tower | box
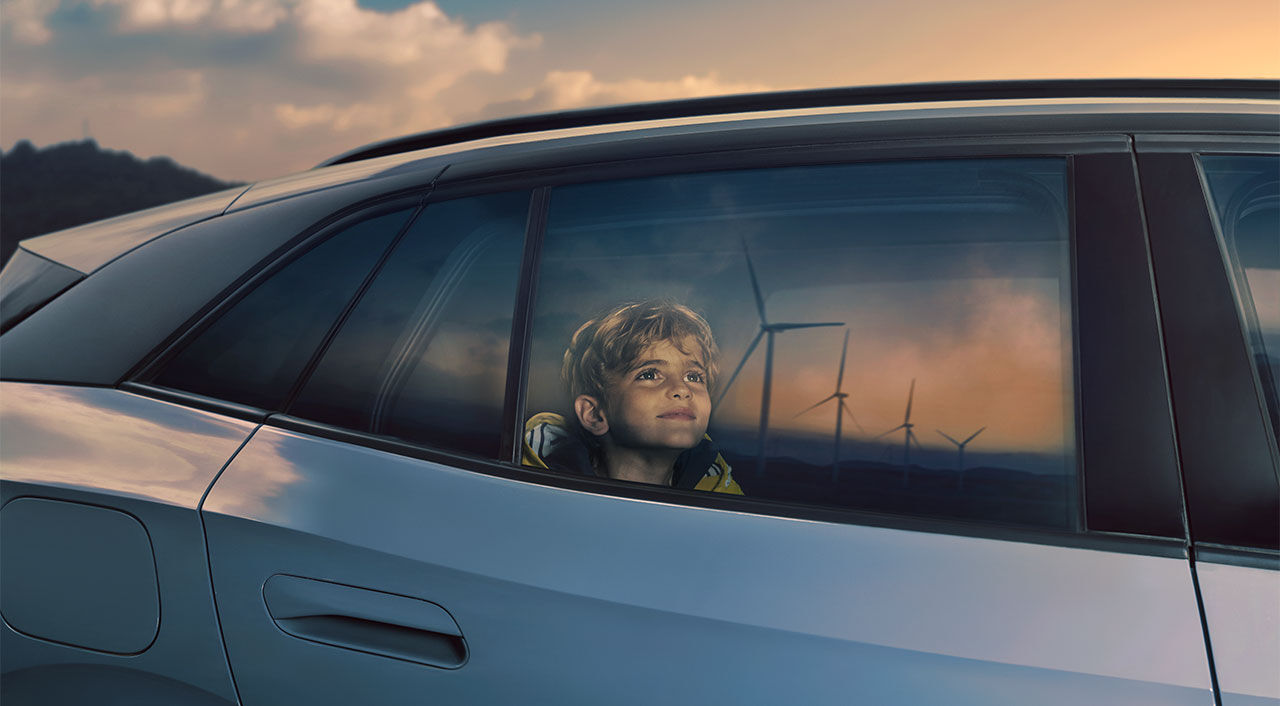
[715,242,843,478]
[795,329,863,482]
[936,426,985,490]
[876,378,921,486]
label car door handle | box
[262,574,467,668]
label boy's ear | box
[574,395,610,437]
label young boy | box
[523,300,743,494]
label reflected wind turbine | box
[875,378,921,486]
[715,242,843,477]
[937,426,985,490]
[794,329,863,482]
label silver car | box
[2,79,1277,705]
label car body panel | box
[1,497,160,654]
[203,426,1211,705]
[0,180,416,386]
[0,382,255,705]
[18,186,248,276]
[1197,559,1280,705]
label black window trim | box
[130,192,429,387]
[1135,145,1280,553]
[119,132,1194,554]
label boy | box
[523,300,743,494]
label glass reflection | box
[528,159,1075,527]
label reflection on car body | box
[1,80,1277,705]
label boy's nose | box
[669,380,690,398]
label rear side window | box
[0,248,83,334]
[150,208,413,409]
[1200,155,1280,448]
[522,159,1077,529]
[288,191,529,459]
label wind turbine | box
[875,378,921,486]
[715,242,843,477]
[794,329,863,482]
[936,426,985,490]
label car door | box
[189,136,1213,704]
[1136,138,1280,706]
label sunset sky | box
[2,0,1277,182]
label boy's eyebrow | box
[628,358,705,371]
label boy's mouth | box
[658,408,696,420]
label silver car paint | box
[18,186,248,275]
[203,426,1211,705]
[1197,561,1280,705]
[0,383,255,704]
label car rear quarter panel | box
[0,383,257,705]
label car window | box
[150,208,413,410]
[523,159,1077,529]
[1199,154,1280,448]
[288,191,529,459]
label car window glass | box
[524,159,1077,529]
[289,191,529,459]
[151,208,412,409]
[1200,155,1280,447]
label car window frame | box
[127,192,429,418]
[1134,135,1280,561]
[127,133,1192,556]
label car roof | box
[18,79,1277,275]
[320,78,1279,166]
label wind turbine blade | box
[841,400,864,433]
[904,378,916,424]
[963,426,987,445]
[936,429,961,446]
[874,423,907,440]
[836,329,849,390]
[742,242,768,323]
[794,394,837,418]
[908,429,924,450]
[771,321,845,331]
[714,329,764,408]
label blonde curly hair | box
[562,299,719,405]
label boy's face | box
[600,338,711,452]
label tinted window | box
[1200,155,1280,448]
[525,160,1077,529]
[290,191,528,458]
[152,208,412,409]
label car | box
[1,79,1277,705]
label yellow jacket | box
[522,412,744,495]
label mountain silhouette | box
[1,139,244,267]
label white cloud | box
[1,0,57,43]
[0,0,545,177]
[504,69,772,114]
[0,0,773,181]
[84,0,287,32]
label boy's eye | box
[684,371,706,384]
[635,368,660,381]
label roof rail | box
[319,78,1279,167]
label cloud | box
[88,0,289,33]
[1,0,541,178]
[1,0,57,43]
[471,69,772,120]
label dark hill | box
[1,139,244,266]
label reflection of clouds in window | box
[1200,155,1280,429]
[1244,268,1279,334]
[723,276,1071,456]
[531,160,1073,470]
